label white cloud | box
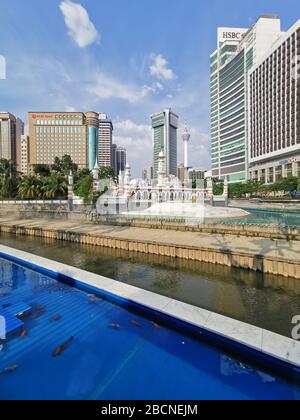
[59,0,99,48]
[114,120,152,174]
[149,54,175,81]
[141,81,165,96]
[88,72,154,104]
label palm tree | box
[41,173,67,199]
[0,159,19,198]
[18,176,42,199]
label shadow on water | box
[0,232,300,338]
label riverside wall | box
[0,220,299,279]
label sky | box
[0,0,300,176]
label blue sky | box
[0,0,300,175]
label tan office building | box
[20,135,30,175]
[28,112,88,171]
[0,112,17,162]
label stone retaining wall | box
[0,223,299,279]
[1,207,300,241]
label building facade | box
[112,144,117,173]
[0,112,17,162]
[28,112,88,171]
[114,147,126,175]
[86,112,99,170]
[15,118,24,171]
[188,168,206,182]
[211,16,282,183]
[98,113,113,168]
[249,20,300,183]
[20,135,29,175]
[151,108,178,179]
[177,163,187,183]
[142,166,153,182]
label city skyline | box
[1,0,300,176]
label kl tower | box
[182,125,191,169]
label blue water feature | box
[208,208,300,227]
[0,257,299,400]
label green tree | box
[228,183,247,198]
[213,178,224,195]
[74,168,91,184]
[74,175,93,205]
[0,159,19,198]
[41,173,67,199]
[99,166,117,184]
[274,176,298,194]
[33,164,51,177]
[52,155,78,176]
[18,176,42,199]
[258,183,272,196]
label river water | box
[0,232,299,338]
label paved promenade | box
[0,215,299,278]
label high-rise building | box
[86,112,99,170]
[142,166,153,182]
[112,144,117,173]
[249,20,300,183]
[20,135,29,175]
[177,163,187,183]
[0,112,17,162]
[28,112,88,171]
[151,108,178,179]
[188,168,206,182]
[211,16,282,183]
[98,113,113,168]
[115,147,127,175]
[16,117,25,171]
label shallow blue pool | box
[0,257,299,400]
[208,208,300,227]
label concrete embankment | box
[0,216,299,280]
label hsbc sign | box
[218,27,247,45]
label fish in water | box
[151,322,161,329]
[131,320,142,327]
[110,323,121,329]
[20,330,28,339]
[88,297,99,304]
[36,306,46,311]
[1,364,18,374]
[53,337,74,357]
[32,311,44,320]
[0,344,4,352]
[52,315,61,321]
[2,304,10,309]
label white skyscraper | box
[211,16,282,183]
[98,112,113,167]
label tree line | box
[212,177,300,199]
[0,156,117,203]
